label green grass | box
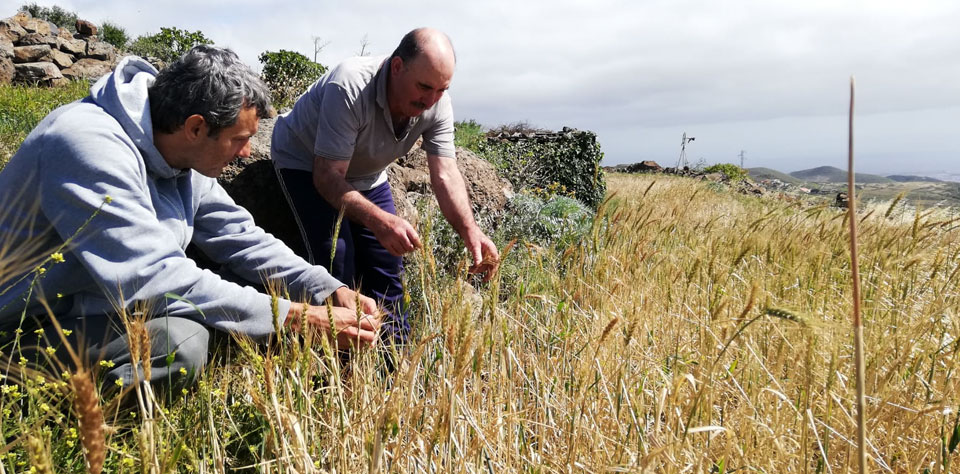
[0,80,90,170]
[453,119,485,152]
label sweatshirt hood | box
[89,56,181,179]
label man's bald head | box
[390,28,456,68]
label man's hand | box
[464,228,499,282]
[285,301,382,349]
[372,213,422,256]
[331,286,380,317]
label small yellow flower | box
[36,267,46,275]
[104,195,113,204]
[33,328,44,335]
[18,357,27,367]
[50,252,64,263]
[181,388,188,396]
[61,328,72,336]
[69,428,77,438]
[66,440,75,448]
[114,378,124,387]
[39,403,50,412]
[122,458,135,467]
[57,293,64,299]
[45,346,56,356]
[99,360,115,368]
[179,367,188,376]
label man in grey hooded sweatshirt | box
[0,45,381,388]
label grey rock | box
[18,32,57,47]
[85,39,114,61]
[46,21,59,37]
[61,58,113,81]
[58,36,86,56]
[75,19,97,36]
[48,48,73,68]
[0,57,13,84]
[13,44,51,63]
[0,37,12,59]
[0,19,27,42]
[13,61,63,84]
[20,18,52,36]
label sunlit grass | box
[0,80,90,169]
[3,173,960,471]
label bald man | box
[271,28,498,344]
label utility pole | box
[739,150,746,169]
[676,132,696,168]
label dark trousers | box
[277,169,409,344]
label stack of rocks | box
[0,11,118,86]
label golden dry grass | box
[3,173,960,472]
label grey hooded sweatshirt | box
[0,56,343,338]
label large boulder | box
[75,20,97,37]
[20,18,52,36]
[13,44,50,63]
[0,36,12,58]
[58,36,86,56]
[84,38,115,62]
[61,58,113,81]
[0,18,27,42]
[0,57,14,84]
[47,48,73,69]
[18,32,57,47]
[13,61,62,84]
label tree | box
[259,50,327,110]
[99,21,129,50]
[128,27,214,65]
[356,34,371,56]
[311,36,330,63]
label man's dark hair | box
[149,45,271,136]
[390,28,456,64]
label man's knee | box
[146,317,210,375]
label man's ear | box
[390,56,404,75]
[182,114,207,142]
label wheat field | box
[3,173,960,472]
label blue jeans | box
[277,169,409,344]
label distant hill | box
[887,175,944,183]
[746,167,803,184]
[790,166,892,184]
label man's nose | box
[238,140,252,158]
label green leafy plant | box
[18,3,78,32]
[128,27,214,65]
[0,80,90,170]
[454,119,485,152]
[258,50,326,111]
[703,163,749,182]
[98,21,128,50]
[480,128,606,209]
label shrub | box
[258,50,326,111]
[498,193,594,249]
[453,119,484,152]
[703,163,749,181]
[18,3,78,32]
[98,21,128,50]
[128,27,214,65]
[480,129,606,209]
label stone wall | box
[0,11,118,86]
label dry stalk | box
[848,76,868,473]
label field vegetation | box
[3,171,960,471]
[0,80,89,168]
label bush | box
[498,193,594,249]
[98,21,129,50]
[479,129,606,209]
[128,27,214,65]
[259,50,326,111]
[19,3,78,32]
[454,119,484,152]
[703,163,749,182]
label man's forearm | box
[428,156,479,237]
[312,158,391,231]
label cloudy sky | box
[50,0,960,176]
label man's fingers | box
[358,313,381,331]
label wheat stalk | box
[848,75,868,473]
